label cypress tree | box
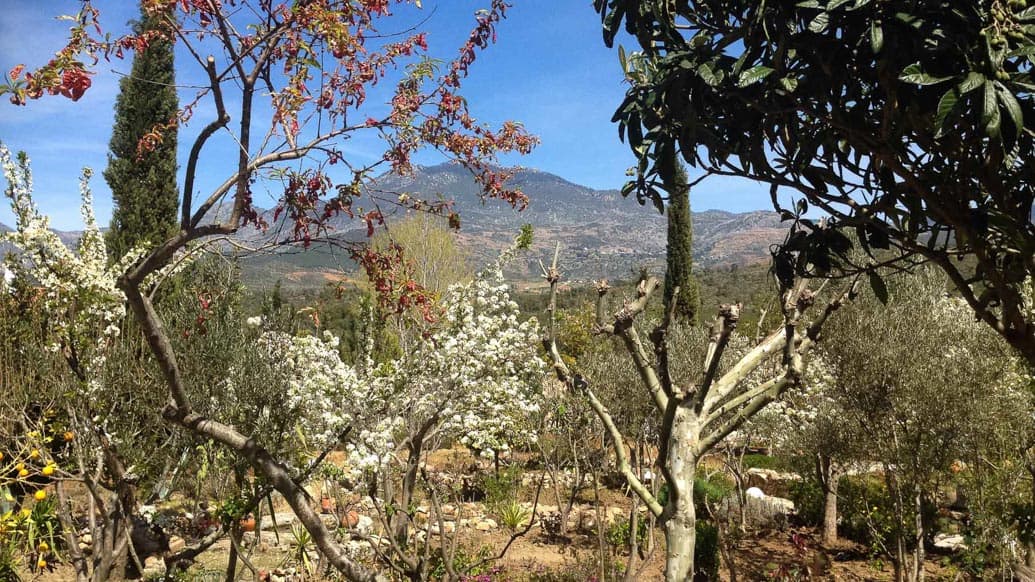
[104,8,179,261]
[663,162,701,325]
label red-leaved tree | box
[3,2,536,579]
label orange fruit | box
[36,559,47,569]
[29,449,40,460]
[18,468,29,478]
[63,431,74,442]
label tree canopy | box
[103,7,179,261]
[595,0,1035,364]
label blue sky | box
[0,0,771,230]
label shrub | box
[480,464,524,511]
[742,454,794,472]
[497,500,530,531]
[694,520,720,581]
[788,477,824,528]
[605,516,648,551]
[694,472,735,511]
[837,475,895,552]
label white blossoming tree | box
[251,234,544,577]
[0,144,196,580]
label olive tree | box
[816,269,1033,581]
[594,0,1035,369]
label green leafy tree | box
[663,161,701,324]
[596,0,1035,367]
[103,7,179,260]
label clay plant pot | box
[341,510,359,529]
[239,515,256,533]
[320,496,335,514]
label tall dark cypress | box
[663,162,701,325]
[104,8,179,261]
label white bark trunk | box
[663,409,700,581]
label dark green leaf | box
[1017,5,1035,21]
[982,81,1001,138]
[737,65,775,87]
[898,63,952,86]
[934,88,959,137]
[808,12,829,33]
[957,71,985,94]
[870,20,883,53]
[868,271,889,304]
[865,224,890,249]
[996,82,1023,140]
[779,76,799,92]
[697,62,720,86]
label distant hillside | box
[1,164,790,288]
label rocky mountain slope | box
[2,164,789,287]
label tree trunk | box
[1027,463,1035,568]
[910,486,924,582]
[816,455,840,546]
[662,410,700,581]
[822,479,839,546]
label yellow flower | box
[29,449,41,460]
[38,541,49,552]
[41,465,55,477]
[18,468,29,478]
[36,558,47,569]
[19,508,31,519]
[34,490,46,501]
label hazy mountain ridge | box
[1,164,789,287]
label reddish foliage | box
[4,0,538,309]
[354,244,438,323]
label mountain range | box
[2,164,791,288]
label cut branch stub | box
[718,303,742,326]
[796,289,817,311]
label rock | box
[933,533,967,552]
[767,496,795,513]
[81,533,93,544]
[745,486,766,499]
[262,513,299,531]
[141,556,166,578]
[168,535,186,554]
[355,514,374,536]
[475,519,497,531]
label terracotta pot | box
[320,497,335,514]
[341,510,359,528]
[239,516,256,532]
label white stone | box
[933,533,967,552]
[745,486,766,499]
